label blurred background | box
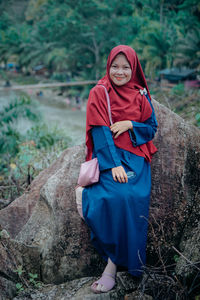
[0,0,199,202]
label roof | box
[159,68,196,81]
[33,65,45,71]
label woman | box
[77,45,157,293]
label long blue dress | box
[82,94,157,277]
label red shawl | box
[86,45,157,162]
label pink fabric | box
[77,157,99,187]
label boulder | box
[0,144,105,287]
[12,272,138,300]
[0,230,40,299]
[0,100,199,298]
[175,222,200,276]
[148,99,200,274]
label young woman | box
[77,45,157,294]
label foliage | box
[16,283,24,293]
[149,82,200,127]
[195,113,200,127]
[29,273,41,288]
[170,83,185,96]
[0,94,71,201]
[0,95,39,160]
[14,265,25,276]
[1,0,199,79]
[133,21,177,78]
[14,266,41,293]
[175,28,200,70]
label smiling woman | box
[109,53,132,86]
[76,45,158,294]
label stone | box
[12,272,138,300]
[0,199,11,210]
[0,145,105,286]
[147,100,200,278]
[0,277,16,300]
[0,100,199,298]
[124,291,153,300]
[175,222,200,276]
[0,232,40,299]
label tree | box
[0,0,199,79]
[133,21,177,78]
[175,27,200,70]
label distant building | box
[159,68,196,83]
[5,62,20,72]
[32,65,47,75]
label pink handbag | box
[77,85,113,187]
[77,157,99,187]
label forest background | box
[0,0,199,201]
[0,0,199,80]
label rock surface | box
[0,99,200,298]
[12,272,138,300]
[0,230,40,300]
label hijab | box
[86,45,157,162]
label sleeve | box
[91,126,121,171]
[129,94,158,147]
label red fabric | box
[86,45,157,162]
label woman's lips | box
[115,77,124,81]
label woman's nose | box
[116,68,123,74]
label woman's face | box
[109,54,132,86]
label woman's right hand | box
[111,166,128,183]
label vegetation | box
[0,0,199,80]
[150,83,200,127]
[0,1,199,298]
[0,95,71,202]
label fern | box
[0,96,39,126]
[0,95,40,155]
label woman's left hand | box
[110,120,132,138]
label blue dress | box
[82,94,157,276]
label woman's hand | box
[110,120,132,138]
[112,166,128,183]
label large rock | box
[12,272,138,300]
[0,230,40,299]
[148,100,200,273]
[0,100,199,297]
[0,144,105,287]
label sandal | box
[91,272,116,293]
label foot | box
[91,272,116,293]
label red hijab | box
[86,45,157,162]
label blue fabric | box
[129,94,158,146]
[83,126,151,277]
[91,126,121,171]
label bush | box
[0,95,71,201]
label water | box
[0,89,86,146]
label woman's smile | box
[115,77,124,80]
[109,54,132,86]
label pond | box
[0,89,86,147]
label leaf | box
[29,273,38,279]
[14,265,24,275]
[16,282,24,291]
[174,254,180,262]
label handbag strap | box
[99,85,113,125]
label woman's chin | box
[112,80,126,86]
